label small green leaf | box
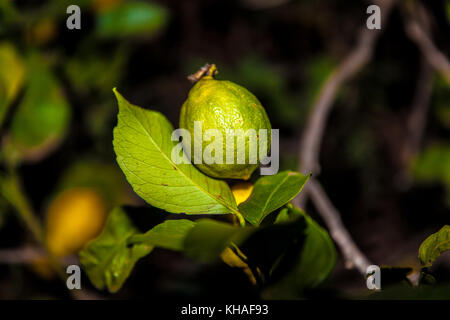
[79,207,153,293]
[419,225,450,267]
[239,171,310,225]
[112,89,238,215]
[96,2,169,38]
[129,219,196,251]
[184,219,252,262]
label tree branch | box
[308,179,371,274]
[292,0,396,274]
[404,5,450,85]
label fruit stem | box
[187,63,218,83]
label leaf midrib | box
[249,173,290,225]
[123,104,238,215]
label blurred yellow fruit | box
[45,188,107,257]
[231,182,254,205]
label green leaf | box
[238,171,310,225]
[79,207,153,293]
[184,219,252,262]
[80,207,197,293]
[0,43,26,126]
[112,89,238,215]
[294,208,336,288]
[262,205,336,298]
[128,219,196,251]
[3,53,70,164]
[419,225,450,267]
[96,2,169,38]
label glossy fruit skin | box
[180,77,271,180]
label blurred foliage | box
[0,43,26,126]
[419,225,450,268]
[56,160,133,207]
[96,1,169,38]
[411,143,450,200]
[0,0,448,300]
[433,76,450,130]
[3,53,71,165]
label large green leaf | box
[3,53,70,164]
[79,207,153,293]
[112,89,238,215]
[419,225,450,267]
[96,2,169,38]
[239,171,310,225]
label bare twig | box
[404,5,450,84]
[295,0,395,211]
[292,0,396,274]
[308,179,371,274]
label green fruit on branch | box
[179,64,271,180]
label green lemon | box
[179,64,271,180]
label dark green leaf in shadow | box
[239,171,310,226]
[183,219,252,262]
[419,225,450,267]
[128,219,196,251]
[239,212,307,282]
[262,205,336,298]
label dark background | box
[0,0,449,299]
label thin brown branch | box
[295,0,395,208]
[292,0,397,274]
[404,6,450,85]
[308,179,371,274]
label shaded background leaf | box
[2,53,70,164]
[0,43,26,126]
[419,225,450,267]
[96,1,169,38]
